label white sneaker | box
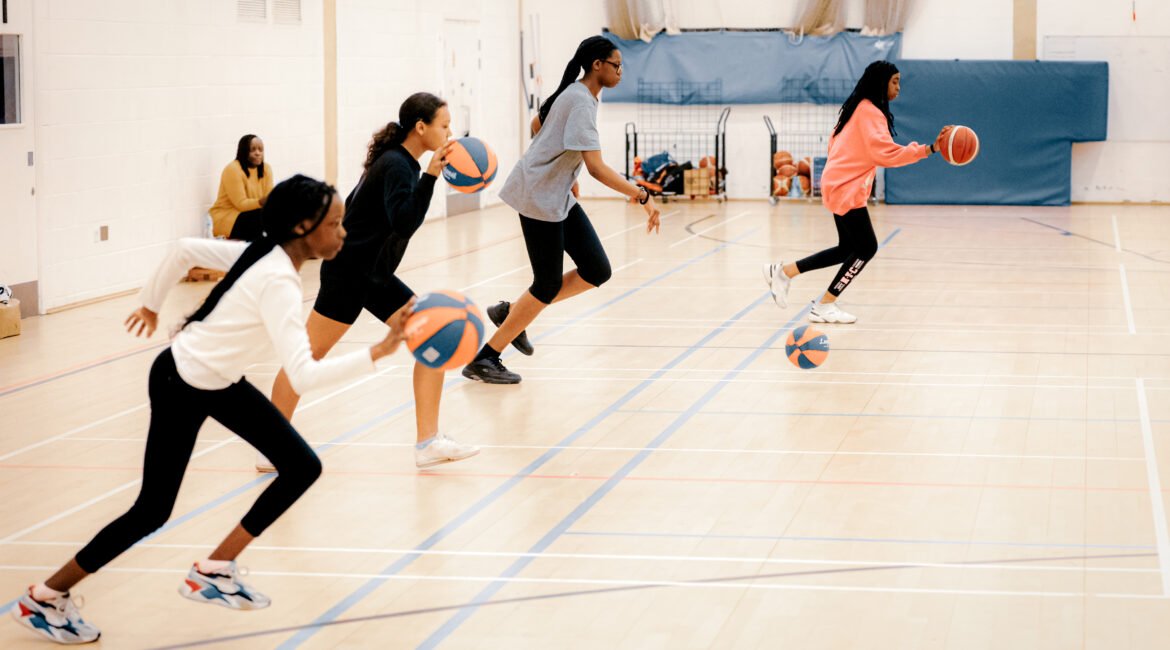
[762,261,792,308]
[808,300,857,324]
[255,452,275,473]
[179,561,271,610]
[415,434,480,469]
[11,587,101,644]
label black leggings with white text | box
[794,207,878,297]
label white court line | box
[609,258,644,275]
[0,364,404,542]
[142,369,1138,391]
[458,263,530,292]
[0,404,148,462]
[0,564,1157,599]
[527,321,1136,337]
[459,214,663,294]
[603,210,678,241]
[0,541,1155,574]
[1120,263,1137,335]
[669,210,753,248]
[0,216,662,542]
[1112,214,1123,252]
[538,315,1157,331]
[56,437,1146,463]
[573,281,1130,294]
[445,364,1147,384]
[1136,378,1170,596]
[0,435,238,544]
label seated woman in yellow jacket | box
[210,134,274,240]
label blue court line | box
[417,297,809,648]
[275,235,763,649]
[617,408,1152,424]
[562,530,1157,552]
[0,233,753,619]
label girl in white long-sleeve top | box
[11,175,410,646]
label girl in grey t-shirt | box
[463,36,661,384]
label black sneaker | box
[462,357,522,384]
[487,301,534,356]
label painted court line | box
[0,564,1153,601]
[670,210,753,248]
[564,530,1157,552]
[53,437,1147,463]
[2,541,1152,574]
[417,301,811,647]
[1120,263,1137,334]
[1136,378,1170,595]
[0,404,149,462]
[0,233,753,620]
[274,242,771,649]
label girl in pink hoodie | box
[763,61,951,324]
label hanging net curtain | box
[605,0,681,42]
[792,0,846,37]
[862,0,915,35]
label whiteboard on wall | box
[1042,35,1170,142]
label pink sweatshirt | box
[820,99,930,215]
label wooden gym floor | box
[2,199,1170,649]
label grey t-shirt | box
[499,82,600,222]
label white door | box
[442,19,482,216]
[0,0,37,314]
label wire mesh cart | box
[764,79,853,204]
[624,80,730,202]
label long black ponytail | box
[183,174,335,329]
[364,92,448,172]
[538,36,618,125]
[235,134,264,179]
[834,60,899,137]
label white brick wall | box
[33,0,325,310]
[335,0,521,216]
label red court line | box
[0,462,1158,494]
[1,233,523,396]
[0,340,166,395]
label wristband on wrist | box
[638,187,650,204]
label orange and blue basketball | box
[785,325,829,369]
[405,290,485,370]
[443,137,498,194]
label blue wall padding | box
[885,60,1108,206]
[603,31,902,105]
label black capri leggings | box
[74,349,322,573]
[794,206,879,297]
[520,203,612,304]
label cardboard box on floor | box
[0,298,20,339]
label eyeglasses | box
[602,60,623,72]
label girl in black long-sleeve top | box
[268,92,480,470]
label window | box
[237,0,266,22]
[273,0,302,25]
[0,34,19,125]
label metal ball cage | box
[624,80,730,202]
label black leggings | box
[520,203,612,304]
[74,349,322,573]
[794,207,879,297]
[229,209,265,241]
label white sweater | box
[139,238,374,392]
